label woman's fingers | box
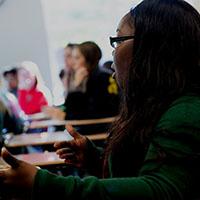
[65,125,82,140]
[59,153,75,160]
[64,159,74,165]
[56,147,76,160]
[1,147,20,169]
[56,148,74,156]
[54,141,75,149]
[65,158,82,168]
[54,126,84,150]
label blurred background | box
[0,0,199,89]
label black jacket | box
[64,67,119,134]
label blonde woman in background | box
[18,61,52,115]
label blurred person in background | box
[18,61,52,115]
[3,67,19,98]
[44,41,119,133]
[0,100,8,148]
[52,69,66,106]
[63,43,79,94]
[64,43,77,72]
[0,76,26,134]
[59,69,68,97]
[65,41,119,120]
[53,43,78,106]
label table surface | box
[5,132,108,148]
[0,152,65,168]
[29,117,116,129]
[15,152,65,166]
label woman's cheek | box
[113,52,127,87]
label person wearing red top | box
[18,88,48,115]
[18,61,52,115]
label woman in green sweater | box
[1,0,200,199]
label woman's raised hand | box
[54,125,88,168]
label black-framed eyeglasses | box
[109,36,135,48]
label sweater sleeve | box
[32,96,200,200]
[84,139,104,176]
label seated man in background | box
[3,67,18,98]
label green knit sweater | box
[33,95,200,200]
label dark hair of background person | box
[102,60,114,74]
[104,0,200,177]
[78,41,102,72]
[65,43,78,49]
[59,69,65,80]
[3,68,18,77]
[103,61,113,69]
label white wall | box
[187,0,200,11]
[0,0,199,91]
[41,0,135,87]
[0,0,52,89]
[41,0,200,88]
